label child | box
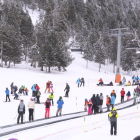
[45,98,51,118]
[49,81,54,93]
[126,91,131,100]
[84,99,88,111]
[88,99,93,115]
[25,88,29,96]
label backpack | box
[37,91,41,96]
[109,97,111,103]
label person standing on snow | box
[21,85,25,95]
[36,90,41,104]
[111,96,115,110]
[95,94,100,113]
[120,88,125,103]
[106,95,111,111]
[28,98,35,122]
[99,93,103,113]
[36,84,40,96]
[64,83,70,97]
[91,94,96,114]
[50,81,54,93]
[109,107,119,135]
[5,88,10,102]
[49,93,54,106]
[56,96,64,116]
[45,98,51,118]
[136,76,140,84]
[80,78,85,87]
[126,91,131,100]
[25,87,29,96]
[132,75,136,84]
[17,100,25,124]
[76,78,81,87]
[45,81,51,93]
[110,90,116,98]
[10,82,14,94]
[88,99,93,115]
[31,84,36,97]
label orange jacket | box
[99,79,102,83]
[85,101,88,106]
[106,97,111,105]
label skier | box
[99,93,103,113]
[122,77,126,86]
[31,84,36,97]
[56,96,64,116]
[133,89,138,97]
[136,76,139,84]
[76,78,81,87]
[18,88,22,94]
[95,94,100,113]
[109,107,119,135]
[84,99,88,111]
[88,99,93,115]
[14,91,19,100]
[10,82,14,94]
[5,88,10,102]
[17,100,25,124]
[45,81,51,93]
[126,91,131,100]
[98,78,104,86]
[45,98,51,118]
[49,93,54,106]
[20,85,25,95]
[36,84,40,94]
[132,75,136,84]
[80,77,85,87]
[106,95,111,112]
[111,96,115,110]
[50,81,54,93]
[120,88,125,103]
[110,90,116,98]
[14,85,18,93]
[36,90,41,104]
[91,94,96,114]
[28,98,35,122]
[64,83,70,97]
[134,136,140,140]
[25,87,29,96]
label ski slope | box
[0,52,140,140]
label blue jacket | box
[76,78,81,84]
[57,100,64,109]
[111,96,115,105]
[31,84,36,91]
[136,77,139,82]
[133,76,136,81]
[5,90,9,95]
[126,91,131,97]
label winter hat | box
[100,93,102,95]
[97,94,99,97]
[89,99,91,102]
[20,100,23,102]
[30,98,33,101]
[112,90,115,93]
[6,88,8,90]
[59,96,62,100]
[133,135,140,140]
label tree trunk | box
[113,63,115,73]
[5,61,7,66]
[46,66,47,73]
[41,65,43,71]
[49,66,51,73]
[58,66,61,71]
[1,40,3,67]
[86,60,88,68]
[99,63,101,72]
[8,61,10,68]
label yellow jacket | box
[109,107,119,122]
[49,94,54,99]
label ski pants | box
[17,112,24,123]
[111,104,114,110]
[49,99,54,105]
[78,83,80,87]
[56,108,62,116]
[127,96,130,100]
[80,82,84,87]
[92,104,96,114]
[49,87,53,92]
[99,105,102,112]
[121,96,124,103]
[65,90,69,97]
[6,95,10,102]
[107,105,110,111]
[29,109,34,121]
[32,91,36,97]
[45,87,50,93]
[88,106,92,114]
[45,108,50,118]
[37,96,40,103]
[110,122,117,135]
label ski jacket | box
[91,95,96,105]
[57,100,64,109]
[133,91,138,97]
[99,79,102,83]
[133,76,136,81]
[14,86,18,92]
[99,95,103,105]
[21,86,25,90]
[120,90,125,96]
[136,77,139,82]
[46,82,50,87]
[111,91,116,98]
[126,91,131,97]
[81,78,85,83]
[96,96,100,105]
[106,97,111,105]
[64,85,70,91]
[28,101,35,109]
[36,85,40,90]
[45,101,51,108]
[25,88,29,92]
[18,100,25,113]
[88,99,93,107]
[10,83,14,89]
[76,78,81,84]
[50,83,53,88]
[109,107,119,122]
[49,94,54,99]
[111,96,115,105]
[85,100,88,106]
[5,90,9,95]
[31,84,36,91]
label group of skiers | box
[17,96,64,123]
[76,77,85,87]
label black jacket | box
[96,95,100,105]
[91,95,96,105]
[110,93,116,98]
[64,85,70,91]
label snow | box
[0,52,140,140]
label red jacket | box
[25,88,29,92]
[121,90,125,96]
[36,85,40,90]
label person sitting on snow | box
[126,81,131,86]
[122,77,126,85]
[98,78,104,86]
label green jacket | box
[21,86,25,90]
[49,94,54,99]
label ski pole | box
[14,114,18,119]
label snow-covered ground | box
[0,52,140,140]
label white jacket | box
[28,101,35,109]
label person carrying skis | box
[95,94,100,113]
[45,98,51,118]
[49,93,54,106]
[106,95,111,111]
[109,107,119,135]
[84,99,88,111]
[56,96,64,116]
[76,78,81,88]
[10,82,14,94]
[17,100,25,124]
[50,81,54,92]
[126,91,131,100]
[120,88,125,103]
[91,94,96,114]
[88,99,93,115]
[28,98,35,122]
[45,81,51,93]
[25,87,29,96]
[31,84,36,97]
[5,88,10,102]
[99,93,103,113]
[111,96,115,110]
[36,90,41,104]
[122,77,126,86]
[110,90,116,98]
[64,83,70,97]
[14,91,19,100]
[80,77,85,87]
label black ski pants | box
[29,109,34,121]
[80,82,84,87]
[92,104,96,114]
[121,96,124,103]
[50,99,54,105]
[65,90,69,97]
[37,96,40,103]
[17,112,24,123]
[6,95,10,102]
[110,122,117,135]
